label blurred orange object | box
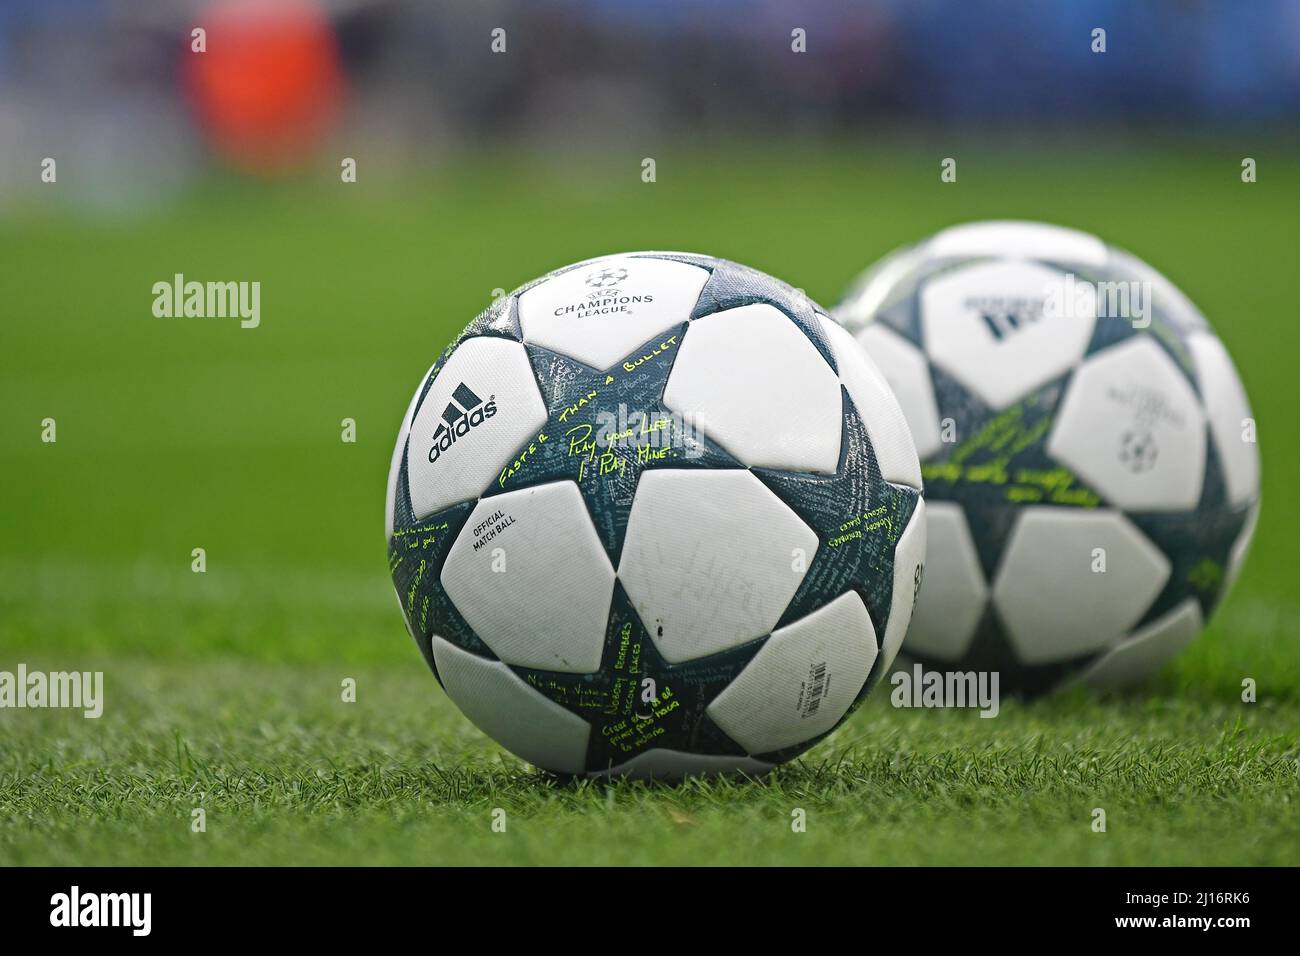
[184,0,344,173]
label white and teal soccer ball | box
[386,252,924,776]
[837,222,1260,694]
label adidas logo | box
[428,382,497,464]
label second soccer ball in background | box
[835,221,1260,694]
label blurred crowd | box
[0,0,1296,201]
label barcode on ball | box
[801,662,829,718]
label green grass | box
[2,655,1296,865]
[1,142,1298,865]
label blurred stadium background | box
[1,0,1298,198]
[0,0,1296,865]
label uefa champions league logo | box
[585,267,628,288]
[585,266,627,299]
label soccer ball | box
[385,252,925,777]
[837,222,1260,693]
